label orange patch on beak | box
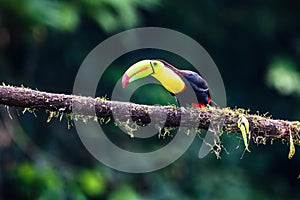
[122,66,152,88]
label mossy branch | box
[0,85,299,147]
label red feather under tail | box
[192,97,212,108]
[192,103,206,108]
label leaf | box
[288,130,295,159]
[238,115,251,152]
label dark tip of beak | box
[122,74,129,88]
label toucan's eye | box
[153,62,157,66]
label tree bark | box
[0,85,299,146]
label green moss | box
[158,127,175,138]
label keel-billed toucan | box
[122,59,216,108]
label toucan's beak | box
[122,60,154,88]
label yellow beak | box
[122,60,154,88]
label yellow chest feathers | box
[151,67,185,94]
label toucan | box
[122,59,216,108]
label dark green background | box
[0,0,300,199]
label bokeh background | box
[1,0,300,199]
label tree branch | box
[0,85,299,146]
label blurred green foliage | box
[266,57,300,96]
[108,185,139,200]
[1,0,300,199]
[78,169,106,197]
[0,0,159,32]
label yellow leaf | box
[238,115,251,152]
[288,131,295,159]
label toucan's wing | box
[180,70,209,92]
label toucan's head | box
[122,60,166,88]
